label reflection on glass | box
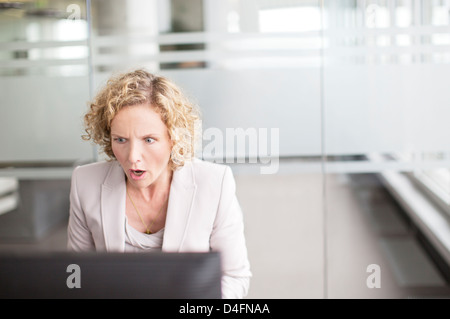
[0,0,89,77]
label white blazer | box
[67,158,251,298]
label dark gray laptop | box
[0,251,222,299]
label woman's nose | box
[128,142,142,164]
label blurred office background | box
[0,0,450,298]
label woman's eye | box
[145,137,155,144]
[114,137,126,143]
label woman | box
[67,69,251,299]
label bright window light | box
[259,7,321,33]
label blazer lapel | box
[101,161,126,252]
[162,161,197,252]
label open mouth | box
[130,169,146,179]
[132,170,145,176]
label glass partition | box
[323,0,450,298]
[0,0,449,299]
[0,1,92,240]
[0,0,92,165]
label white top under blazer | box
[67,158,251,299]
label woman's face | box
[111,104,173,189]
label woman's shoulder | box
[190,158,229,175]
[72,160,118,181]
[185,158,235,188]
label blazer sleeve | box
[67,166,96,251]
[210,166,252,299]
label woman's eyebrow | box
[110,132,162,137]
[141,133,162,137]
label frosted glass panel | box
[159,68,322,158]
[0,1,92,165]
[0,76,92,163]
[324,64,450,155]
[89,0,324,161]
[323,0,450,174]
[324,0,450,299]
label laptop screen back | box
[0,251,222,299]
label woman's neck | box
[127,168,173,203]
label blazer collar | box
[101,161,126,252]
[162,160,197,252]
[100,160,197,252]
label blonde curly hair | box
[83,69,201,170]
